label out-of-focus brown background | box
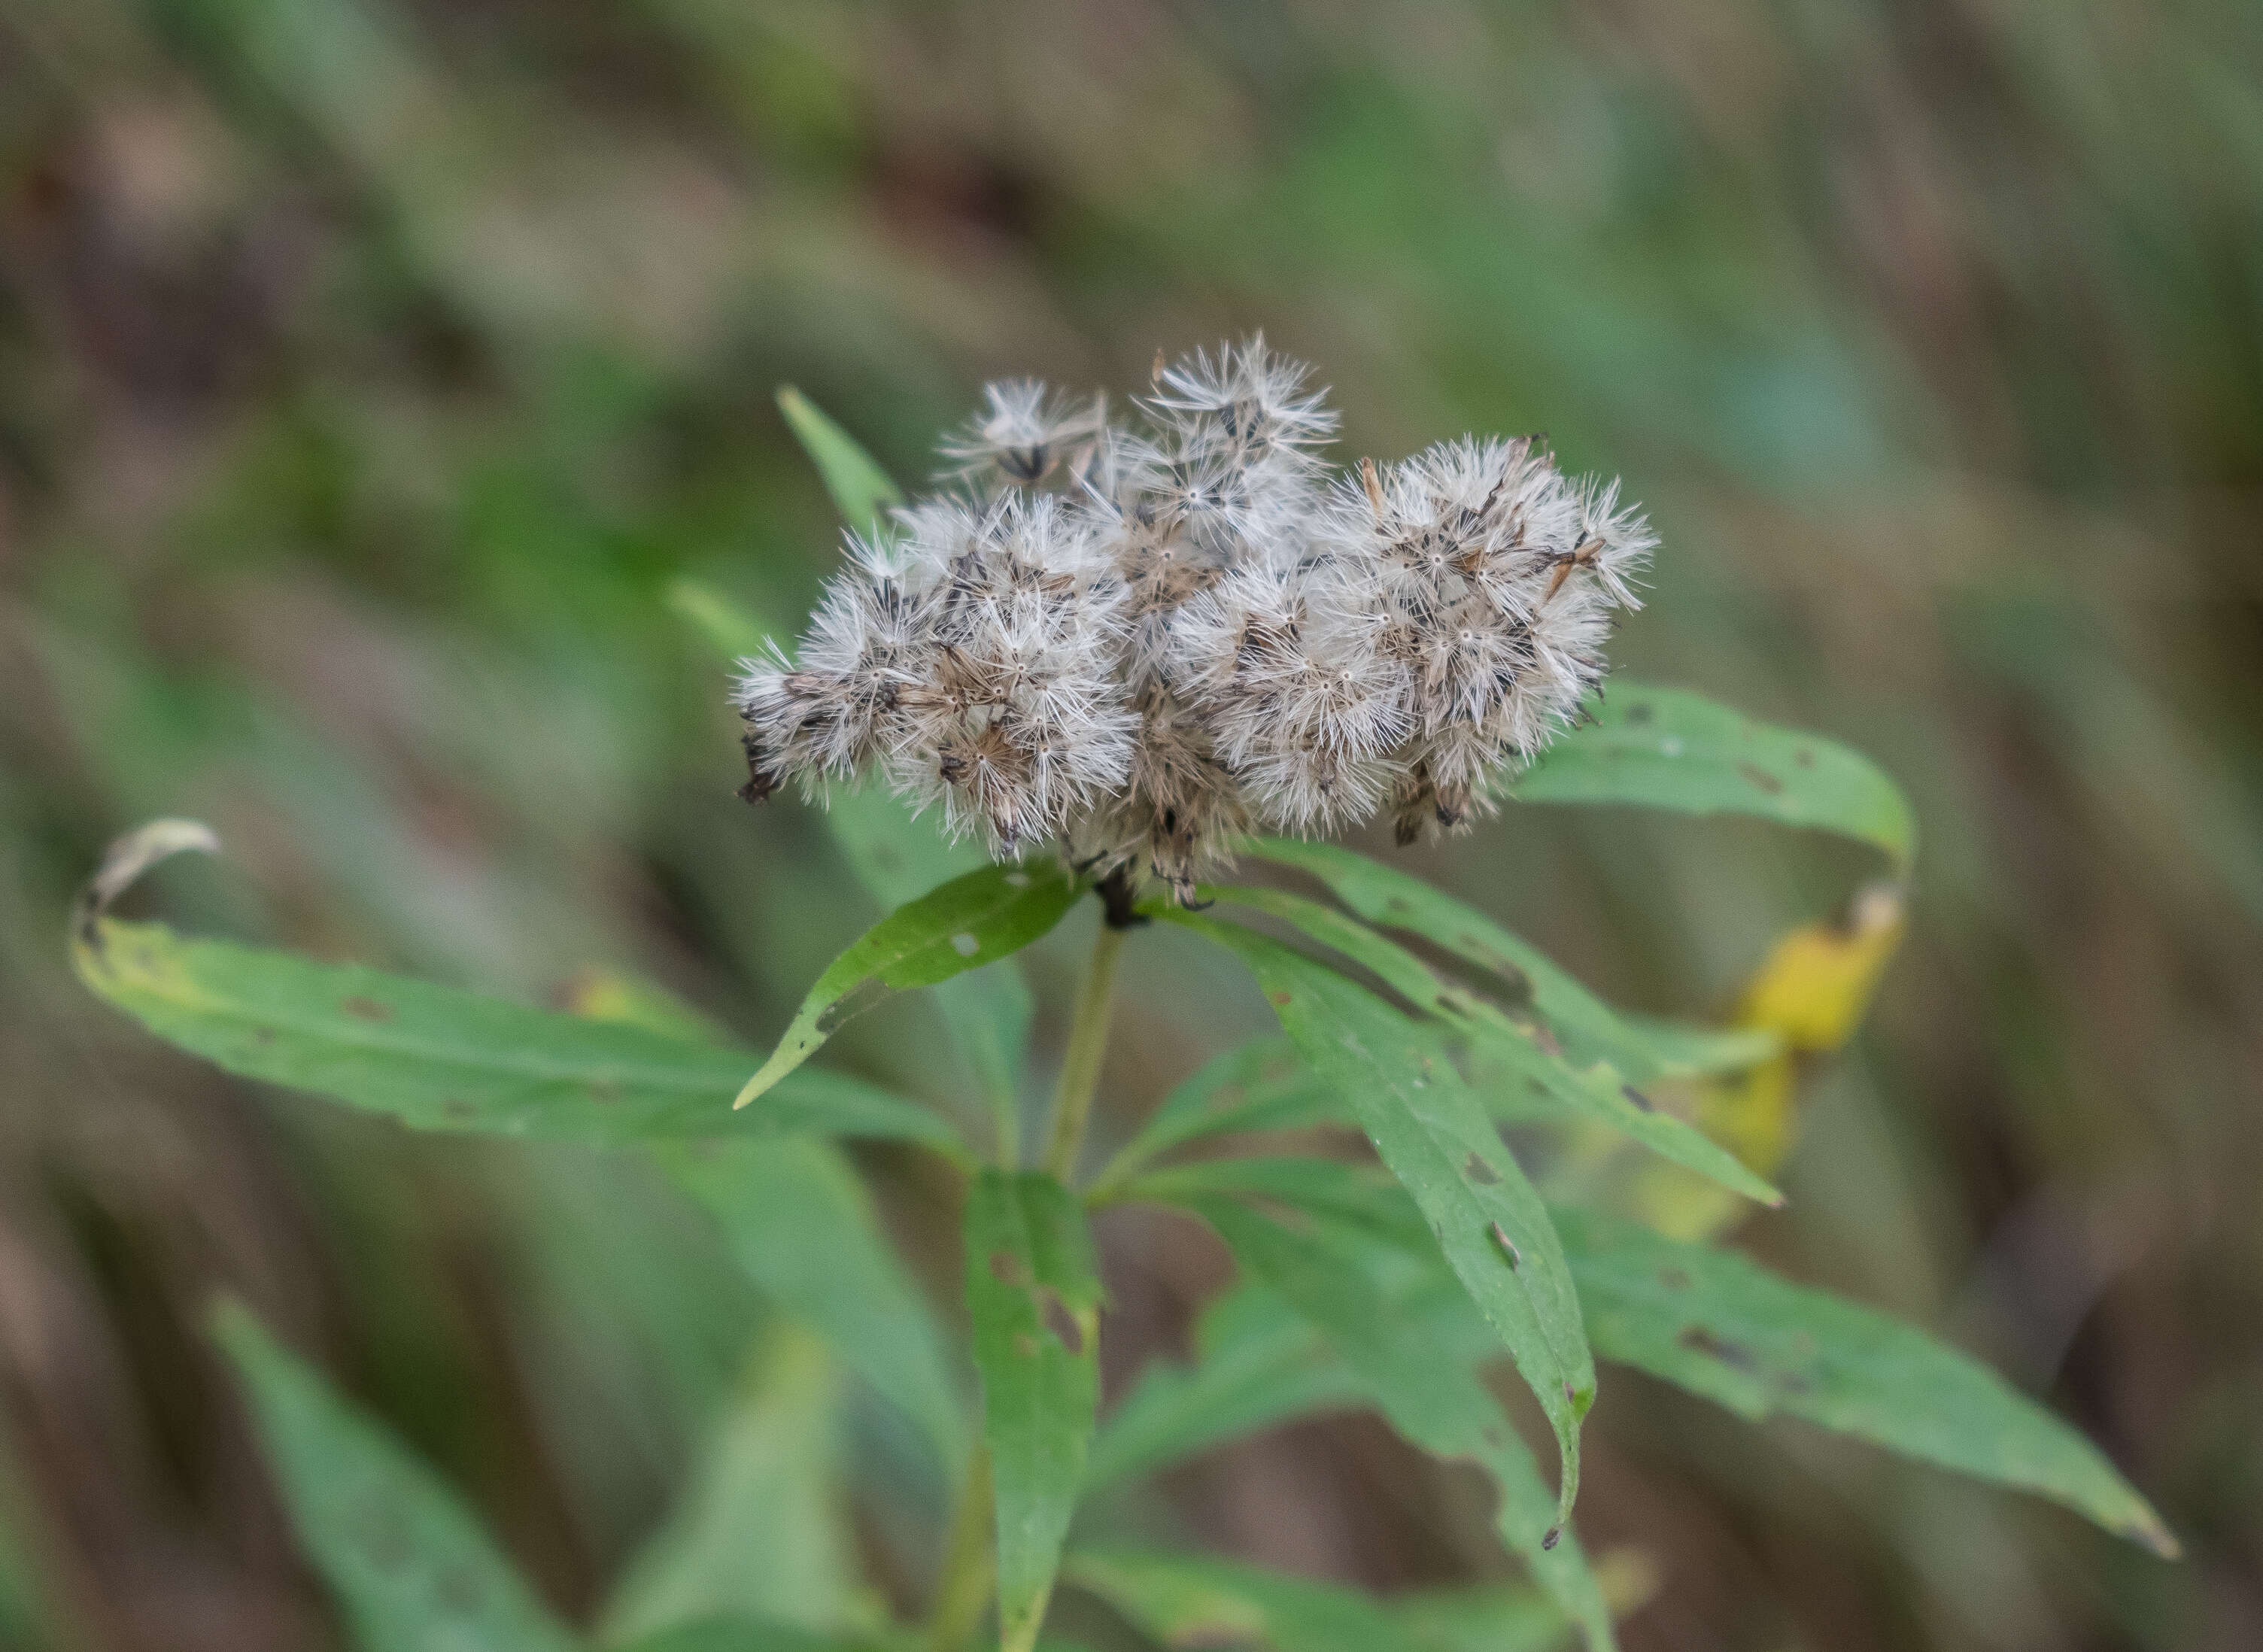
[2,2,2258,1648]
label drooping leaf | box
[1241,841,1668,1082]
[211,1301,579,1652]
[1554,1205,2179,1557]
[1063,1548,1427,1652]
[776,386,904,537]
[965,1171,1104,1652]
[661,1138,968,1481]
[736,864,1080,1110]
[1207,888,1779,1206]
[600,1323,866,1644]
[1083,1281,1365,1493]
[1505,685,1916,873]
[1153,910,1592,1523]
[74,916,965,1155]
[1133,1186,1613,1650]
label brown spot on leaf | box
[1487,1221,1521,1269]
[341,996,393,1022]
[1268,991,1293,1007]
[1039,1289,1086,1356]
[988,1250,1028,1286]
[1463,1152,1501,1186]
[1621,1085,1655,1113]
[1624,703,1653,724]
[1013,1332,1040,1359]
[1794,746,1816,767]
[1659,1267,1692,1290]
[442,1098,476,1121]
[589,1078,621,1105]
[1736,761,1785,795]
[1678,1325,1760,1371]
[253,1026,275,1045]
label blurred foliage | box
[0,1,2258,1649]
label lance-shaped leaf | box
[658,1138,968,1489]
[600,1324,863,1644]
[75,916,964,1156]
[1505,685,1917,873]
[1554,1204,2179,1557]
[776,386,904,536]
[609,1619,890,1652]
[1083,1280,1365,1493]
[1089,1037,1346,1198]
[1241,841,1669,1081]
[737,864,1079,1110]
[1207,888,1779,1206]
[965,1171,1104,1652]
[1067,1550,1590,1652]
[1154,910,1593,1522]
[211,1301,579,1652]
[1180,1194,1614,1652]
[1063,1549,1424,1652]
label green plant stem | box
[1040,921,1126,1183]
[925,1443,995,1652]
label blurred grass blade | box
[211,1301,579,1652]
[661,1139,968,1482]
[1062,1549,1436,1652]
[1208,888,1779,1204]
[736,864,1078,1110]
[1156,910,1593,1523]
[965,1171,1103,1652]
[667,577,773,660]
[1555,1205,2179,1557]
[609,1619,884,1652]
[1241,841,1669,1081]
[1083,1282,1365,1493]
[1166,1194,1613,1652]
[1506,686,1916,873]
[600,1323,865,1644]
[75,914,964,1155]
[776,387,904,537]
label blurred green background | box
[2,1,2258,1647]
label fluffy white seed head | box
[739,342,1652,895]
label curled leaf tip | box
[76,818,220,949]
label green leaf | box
[736,864,1080,1110]
[211,1301,579,1652]
[1241,840,1669,1082]
[1506,685,1917,873]
[667,576,775,660]
[1168,1184,1611,1650]
[1063,1548,1426,1652]
[776,386,904,537]
[1614,1015,1782,1079]
[1153,910,1593,1523]
[1089,1037,1345,1196]
[1207,888,1779,1207]
[600,1323,865,1644]
[75,917,964,1155]
[1083,1281,1365,1493]
[965,1171,1104,1652]
[1553,1204,2179,1558]
[1393,1584,1586,1652]
[608,1618,893,1652]
[661,1139,968,1481]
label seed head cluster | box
[737,339,1653,903]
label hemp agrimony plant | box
[74,346,2173,1652]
